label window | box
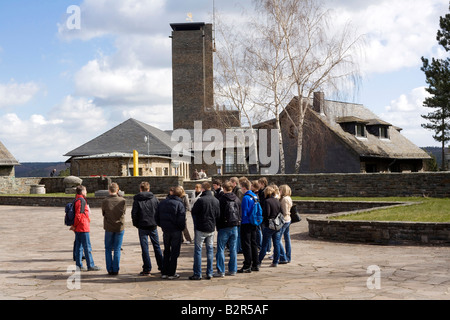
[356,124,366,138]
[380,126,389,139]
[224,148,247,173]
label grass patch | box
[331,198,450,223]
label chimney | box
[313,92,325,115]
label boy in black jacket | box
[214,181,241,277]
[156,186,186,279]
[189,182,220,280]
[131,182,163,276]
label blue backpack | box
[247,194,263,226]
[64,198,86,226]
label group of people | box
[69,176,294,280]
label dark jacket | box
[217,192,241,230]
[262,196,281,228]
[191,190,220,233]
[131,191,159,230]
[156,195,186,232]
[102,194,127,233]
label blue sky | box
[0,0,448,162]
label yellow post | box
[133,150,139,176]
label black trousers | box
[162,230,182,276]
[240,223,259,269]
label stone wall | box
[213,172,450,198]
[41,176,184,195]
[0,177,42,194]
[308,216,450,245]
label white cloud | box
[330,0,448,75]
[0,80,40,108]
[0,96,109,161]
[380,86,438,147]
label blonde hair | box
[264,186,276,198]
[279,184,292,199]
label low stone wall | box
[0,177,42,194]
[214,172,450,198]
[40,176,184,195]
[0,195,135,208]
[308,205,450,246]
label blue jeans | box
[279,221,291,262]
[104,230,124,273]
[258,226,281,265]
[74,232,95,269]
[193,230,214,277]
[138,228,163,272]
[216,227,238,274]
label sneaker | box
[88,266,101,271]
[279,261,288,265]
[161,275,168,279]
[237,267,251,273]
[213,272,224,278]
[189,275,202,280]
[269,263,278,267]
[251,266,260,271]
[168,274,180,280]
[227,272,236,276]
[139,271,151,276]
[205,274,212,280]
[79,266,87,271]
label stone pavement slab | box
[0,205,449,301]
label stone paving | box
[0,205,449,300]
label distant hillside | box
[15,162,69,178]
[422,146,444,168]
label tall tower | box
[170,22,240,130]
[170,22,214,130]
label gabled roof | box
[0,140,20,166]
[313,100,430,160]
[64,118,189,158]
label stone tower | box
[170,22,240,130]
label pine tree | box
[421,6,450,170]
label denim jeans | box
[193,229,214,277]
[216,226,238,274]
[258,226,281,265]
[279,221,291,262]
[104,230,124,273]
[138,228,163,272]
[74,232,95,269]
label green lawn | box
[292,197,450,223]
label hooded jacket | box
[156,195,186,232]
[191,190,220,233]
[217,192,241,230]
[131,191,159,230]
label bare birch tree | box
[255,0,362,173]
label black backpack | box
[224,200,241,226]
[64,198,86,226]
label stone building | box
[254,93,431,173]
[0,140,20,177]
[64,118,190,178]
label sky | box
[0,0,448,162]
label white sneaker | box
[168,274,180,280]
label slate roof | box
[64,118,189,158]
[0,140,20,166]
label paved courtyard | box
[0,205,449,301]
